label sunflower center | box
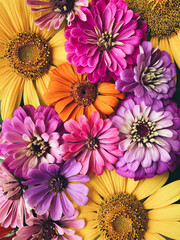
[72,80,97,106]
[97,193,148,240]
[26,137,50,157]
[35,220,58,240]
[50,0,75,14]
[5,32,52,79]
[125,0,180,37]
[49,175,68,192]
[86,137,99,150]
[131,118,157,144]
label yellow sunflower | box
[125,0,180,69]
[78,170,180,240]
[0,0,67,119]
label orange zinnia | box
[44,63,125,122]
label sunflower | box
[43,62,125,122]
[125,0,180,68]
[77,169,180,240]
[0,0,67,119]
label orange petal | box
[44,91,71,105]
[55,97,74,113]
[85,104,98,120]
[58,102,78,122]
[97,95,119,108]
[94,96,114,115]
[52,63,77,83]
[75,106,84,121]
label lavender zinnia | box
[0,105,64,179]
[65,0,147,83]
[23,159,89,220]
[116,41,176,106]
[111,97,180,180]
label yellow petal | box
[1,76,24,119]
[144,231,165,240]
[36,74,50,105]
[133,171,169,200]
[150,37,159,48]
[110,170,127,193]
[144,180,180,209]
[0,43,5,57]
[169,33,180,68]
[125,177,139,194]
[148,204,180,221]
[49,29,67,66]
[148,220,180,240]
[23,79,40,108]
[158,38,174,62]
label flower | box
[0,0,67,119]
[23,159,89,220]
[26,0,89,30]
[43,63,125,122]
[60,112,123,175]
[111,96,180,179]
[0,165,31,228]
[0,226,15,239]
[125,0,180,68]
[13,210,85,240]
[1,105,64,179]
[65,0,147,83]
[77,169,180,240]
[116,41,176,106]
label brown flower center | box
[5,32,52,79]
[71,79,97,106]
[35,220,59,240]
[49,175,68,192]
[26,136,50,157]
[86,137,99,150]
[97,193,148,240]
[50,0,75,14]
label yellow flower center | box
[5,32,52,79]
[71,79,98,106]
[125,0,180,38]
[97,193,148,240]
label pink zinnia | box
[26,0,88,30]
[65,0,147,83]
[0,105,64,179]
[13,211,85,240]
[0,165,31,228]
[60,112,123,175]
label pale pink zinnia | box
[13,210,85,240]
[0,164,31,228]
[26,0,88,30]
[60,112,123,175]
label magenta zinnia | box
[65,0,147,83]
[0,105,64,179]
[14,210,85,240]
[0,165,31,228]
[26,0,88,30]
[60,112,123,175]
[112,96,180,180]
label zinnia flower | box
[60,112,123,175]
[26,0,89,30]
[0,165,31,228]
[0,0,67,119]
[116,41,176,106]
[43,63,125,122]
[14,210,85,240]
[125,0,180,68]
[65,0,147,83]
[77,169,180,240]
[0,226,15,239]
[1,105,64,178]
[23,159,89,220]
[111,96,180,179]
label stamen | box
[86,137,99,149]
[26,136,49,157]
[49,175,68,192]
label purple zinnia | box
[65,0,147,83]
[0,105,64,179]
[23,159,89,220]
[116,41,176,106]
[14,210,85,240]
[111,96,180,180]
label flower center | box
[26,137,50,158]
[35,220,59,240]
[71,80,97,106]
[131,118,157,144]
[49,175,68,192]
[97,193,148,240]
[141,64,164,92]
[125,0,180,37]
[50,0,75,14]
[96,29,118,51]
[5,32,52,79]
[86,137,99,150]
